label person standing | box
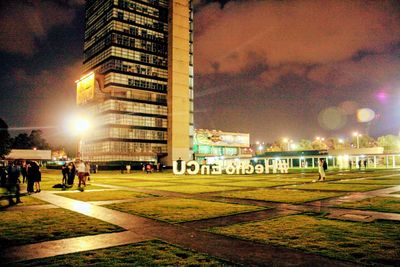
[7,161,22,204]
[84,162,91,183]
[21,161,27,184]
[61,163,68,185]
[67,162,76,186]
[76,160,86,188]
[323,159,328,173]
[31,161,41,193]
[316,159,326,182]
[26,162,35,194]
[177,157,182,172]
[0,165,7,187]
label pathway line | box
[2,231,150,264]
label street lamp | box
[283,138,293,151]
[353,132,361,149]
[74,118,90,160]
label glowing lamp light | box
[75,118,90,134]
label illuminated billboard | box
[194,129,250,147]
[76,72,95,105]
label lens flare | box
[318,107,347,130]
[357,108,375,122]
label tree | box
[11,130,51,150]
[29,130,50,150]
[11,133,31,149]
[0,118,11,159]
[352,135,377,148]
[297,139,313,150]
[377,135,400,152]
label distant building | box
[5,149,52,161]
[76,0,193,168]
[193,129,252,163]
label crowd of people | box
[0,160,42,205]
[61,160,92,189]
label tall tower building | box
[76,0,193,168]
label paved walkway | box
[1,191,355,266]
[1,171,399,266]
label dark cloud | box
[194,0,400,140]
[0,0,83,55]
[195,0,400,74]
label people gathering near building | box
[0,160,42,206]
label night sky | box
[1,0,400,147]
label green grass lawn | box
[55,190,159,202]
[283,183,388,192]
[96,180,174,188]
[336,197,400,213]
[335,179,400,185]
[210,213,400,265]
[0,208,123,249]
[0,195,48,207]
[107,198,266,223]
[214,189,343,204]
[150,185,240,194]
[213,180,297,188]
[165,178,240,184]
[36,170,108,191]
[14,240,237,267]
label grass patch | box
[210,214,400,265]
[214,189,343,204]
[96,180,174,188]
[0,208,123,249]
[107,198,265,223]
[283,183,388,192]
[166,178,238,184]
[336,197,400,213]
[0,195,47,207]
[15,239,237,266]
[150,185,240,194]
[55,190,158,202]
[213,180,297,188]
[335,179,400,185]
[32,170,108,191]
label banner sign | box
[173,160,289,175]
[194,130,249,147]
[76,72,96,105]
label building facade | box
[76,0,193,167]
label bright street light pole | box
[353,132,361,149]
[74,118,90,160]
